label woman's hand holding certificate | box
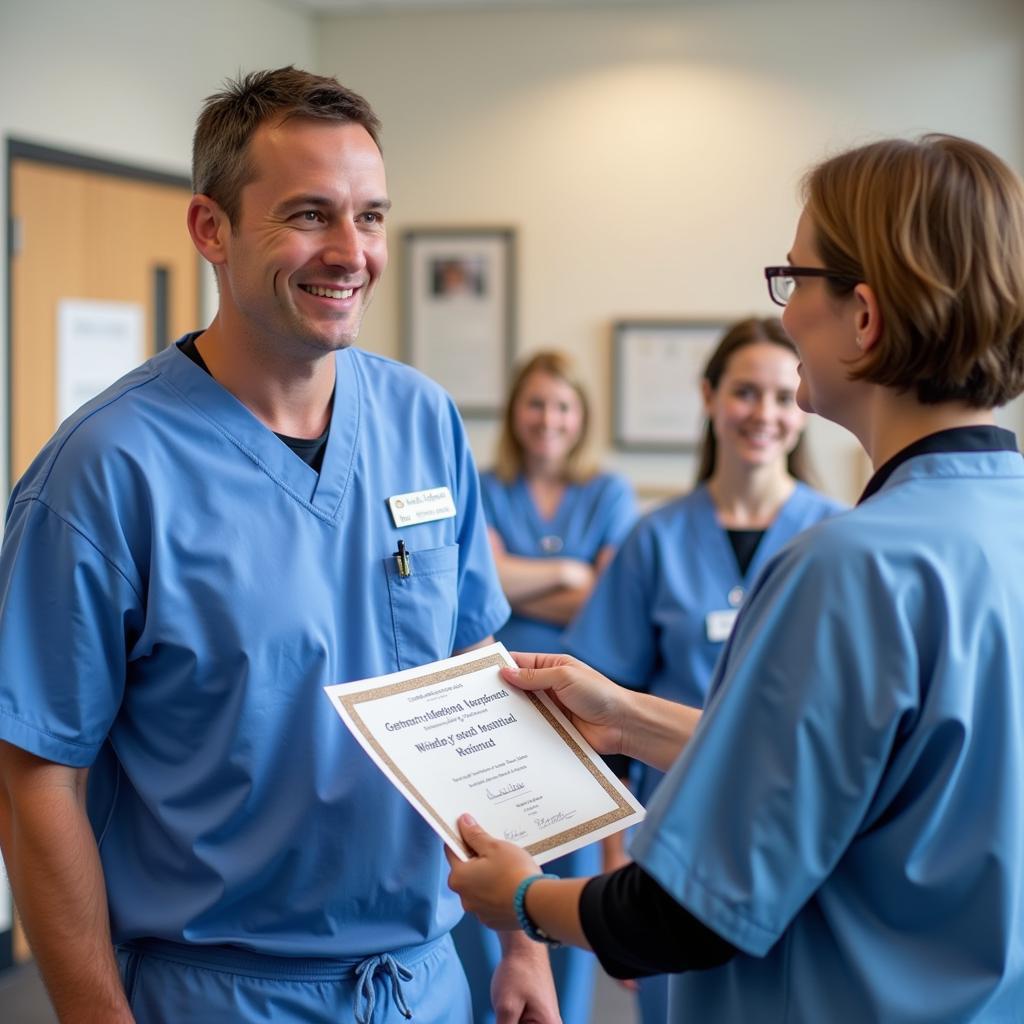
[496,652,632,757]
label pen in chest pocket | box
[394,539,412,578]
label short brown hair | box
[696,317,814,485]
[493,351,595,484]
[192,66,382,225]
[803,134,1024,407]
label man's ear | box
[852,282,883,353]
[187,195,230,266]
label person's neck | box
[523,457,568,485]
[195,316,336,439]
[856,388,996,470]
[706,461,796,529]
[523,460,569,519]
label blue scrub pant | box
[637,973,668,1024]
[452,843,600,1024]
[115,933,471,1024]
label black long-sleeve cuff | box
[579,863,738,979]
[599,753,633,778]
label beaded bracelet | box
[513,872,561,946]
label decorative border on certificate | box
[327,644,644,863]
[402,228,516,419]
[524,696,635,856]
[336,652,635,858]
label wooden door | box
[5,146,200,966]
[10,150,200,480]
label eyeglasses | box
[763,266,859,307]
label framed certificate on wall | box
[403,228,516,417]
[613,320,726,452]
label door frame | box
[5,137,194,494]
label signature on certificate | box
[503,827,528,842]
[533,810,577,830]
[485,782,526,801]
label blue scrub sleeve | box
[0,497,142,766]
[563,521,657,687]
[446,405,510,649]
[631,536,917,957]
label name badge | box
[705,609,738,643]
[388,486,457,527]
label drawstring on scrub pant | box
[354,952,414,1023]
[118,934,440,1023]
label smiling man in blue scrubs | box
[0,67,558,1024]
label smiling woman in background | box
[449,133,1024,1023]
[453,350,637,1024]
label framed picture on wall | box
[403,228,516,417]
[613,320,726,452]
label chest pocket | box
[384,543,460,669]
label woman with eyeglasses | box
[447,134,1024,1023]
[452,350,637,1024]
[562,315,842,1024]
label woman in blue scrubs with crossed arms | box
[564,316,843,1023]
[448,133,1024,1022]
[453,351,637,1024]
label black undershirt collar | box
[859,425,1018,504]
[177,335,330,473]
[726,528,765,576]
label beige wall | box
[314,0,1024,502]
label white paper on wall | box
[57,299,145,422]
[0,854,11,932]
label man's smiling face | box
[218,117,390,357]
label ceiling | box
[274,0,673,13]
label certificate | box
[324,643,644,864]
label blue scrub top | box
[0,337,509,958]
[633,449,1024,1022]
[565,483,843,804]
[479,471,637,654]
